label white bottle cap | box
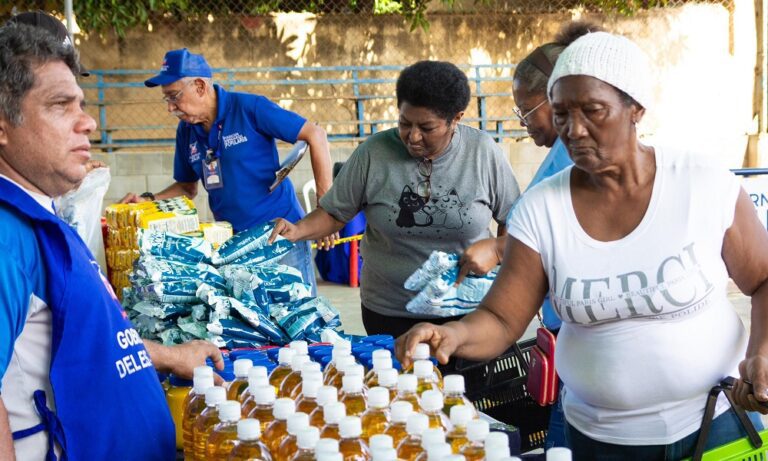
[218,401,242,422]
[315,438,340,454]
[425,442,452,461]
[449,405,472,427]
[233,358,253,378]
[342,375,364,393]
[287,412,310,435]
[297,426,320,449]
[372,447,398,461]
[485,443,510,461]
[485,431,509,449]
[290,340,309,356]
[334,339,352,354]
[378,368,398,388]
[546,447,572,461]
[291,354,311,372]
[443,375,465,394]
[193,375,215,394]
[302,378,322,398]
[420,390,444,412]
[303,370,324,384]
[253,385,276,405]
[367,387,390,409]
[331,348,351,361]
[369,434,394,451]
[339,416,362,438]
[194,365,214,379]
[444,456,466,461]
[466,420,489,442]
[248,374,269,392]
[398,374,417,393]
[421,428,446,448]
[334,355,356,370]
[278,347,297,365]
[413,343,430,360]
[372,356,393,371]
[324,402,347,425]
[414,360,434,378]
[249,365,268,380]
[301,361,322,375]
[390,401,413,423]
[372,349,391,360]
[317,385,339,406]
[205,386,227,406]
[273,397,296,419]
[406,413,429,436]
[237,418,261,441]
[343,364,365,379]
[317,452,343,461]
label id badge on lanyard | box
[203,124,224,190]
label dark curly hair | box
[514,20,603,95]
[0,23,79,126]
[396,61,470,123]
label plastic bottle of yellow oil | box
[310,385,339,428]
[270,348,297,392]
[338,416,371,461]
[227,358,254,401]
[396,413,428,461]
[277,412,311,461]
[364,350,392,387]
[442,375,477,419]
[205,400,242,460]
[392,374,420,412]
[460,420,489,461]
[182,367,214,459]
[320,401,347,441]
[384,401,413,448]
[192,386,227,461]
[403,344,442,383]
[279,355,312,398]
[484,432,510,461]
[361,386,390,442]
[296,375,323,416]
[341,375,368,417]
[290,363,323,400]
[323,340,352,385]
[245,384,277,434]
[263,397,297,453]
[291,426,321,461]
[376,368,398,403]
[166,375,192,449]
[241,375,271,417]
[445,405,472,454]
[414,361,441,396]
[328,356,357,390]
[239,365,268,404]
[420,390,449,431]
[228,418,272,461]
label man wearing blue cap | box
[121,48,333,291]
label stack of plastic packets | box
[104,196,200,299]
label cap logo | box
[161,59,168,72]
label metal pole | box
[64,0,74,44]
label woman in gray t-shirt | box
[270,61,520,337]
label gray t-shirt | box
[319,125,520,318]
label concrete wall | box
[84,1,761,218]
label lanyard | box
[205,122,223,164]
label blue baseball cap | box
[144,48,212,87]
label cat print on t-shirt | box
[395,185,466,230]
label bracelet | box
[139,191,155,201]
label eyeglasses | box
[163,80,195,104]
[417,158,432,202]
[513,99,548,124]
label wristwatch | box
[139,192,155,201]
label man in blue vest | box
[0,23,223,460]
[120,49,335,292]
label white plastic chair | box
[302,179,316,212]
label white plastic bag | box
[56,167,111,271]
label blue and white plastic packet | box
[403,251,459,291]
[138,229,212,265]
[131,300,191,319]
[133,256,226,289]
[405,251,498,317]
[212,223,293,266]
[267,282,313,304]
[275,297,341,342]
[227,239,294,267]
[135,280,203,304]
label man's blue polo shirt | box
[174,84,307,232]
